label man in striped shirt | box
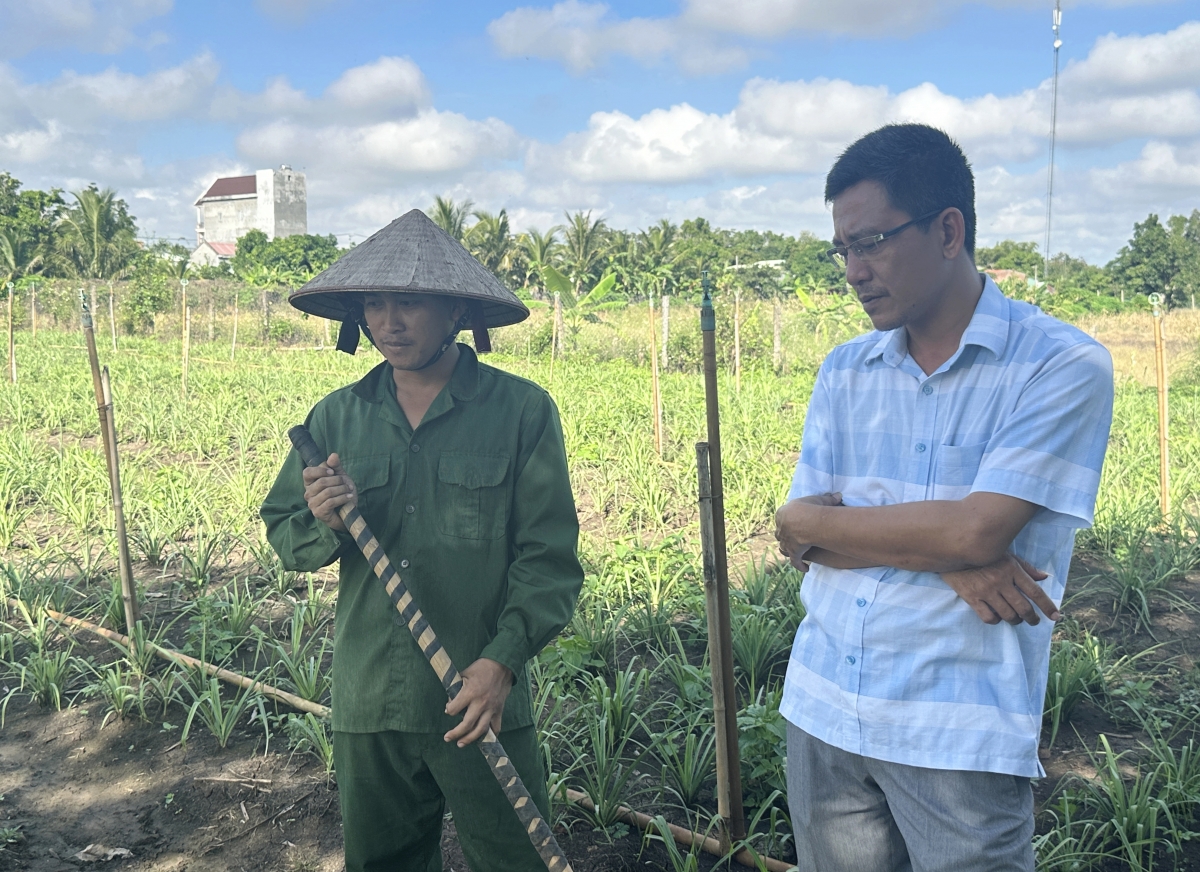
[774,124,1113,871]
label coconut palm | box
[561,211,609,298]
[0,226,44,286]
[515,227,561,296]
[56,186,139,280]
[430,196,474,243]
[467,209,514,278]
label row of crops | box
[1,315,1199,869]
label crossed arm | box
[774,491,1060,626]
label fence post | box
[1150,293,1169,519]
[661,294,669,370]
[773,297,782,374]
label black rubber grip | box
[288,425,326,469]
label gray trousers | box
[786,723,1034,872]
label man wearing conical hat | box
[261,209,583,872]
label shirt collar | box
[351,343,481,405]
[864,274,1010,368]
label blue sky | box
[1,0,1197,263]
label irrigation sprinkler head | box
[1149,292,1163,318]
[80,291,93,329]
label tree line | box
[2,171,1197,336]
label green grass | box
[0,309,1197,865]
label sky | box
[0,0,1197,265]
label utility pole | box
[1043,1,1063,282]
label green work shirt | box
[261,345,583,734]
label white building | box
[190,167,307,267]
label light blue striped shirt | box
[780,277,1114,777]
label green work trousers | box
[334,726,550,872]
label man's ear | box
[448,299,469,324]
[939,208,966,260]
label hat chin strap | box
[336,302,489,361]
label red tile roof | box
[195,175,256,204]
[209,242,237,257]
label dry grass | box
[1079,308,1200,384]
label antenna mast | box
[1043,1,1062,282]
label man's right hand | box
[302,452,356,532]
[940,553,1058,626]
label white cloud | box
[1063,21,1200,94]
[0,0,172,58]
[489,0,1182,74]
[488,1,748,74]
[237,111,520,181]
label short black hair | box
[825,123,976,257]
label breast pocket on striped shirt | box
[933,441,988,499]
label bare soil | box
[2,554,1199,871]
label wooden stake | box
[1151,294,1170,519]
[182,306,191,395]
[553,292,564,357]
[661,294,669,370]
[262,289,269,342]
[180,278,188,349]
[649,297,663,456]
[6,282,14,384]
[208,297,215,342]
[696,442,732,853]
[108,284,117,351]
[773,297,782,374]
[231,293,239,360]
[30,283,36,339]
[100,366,139,631]
[13,599,323,717]
[733,287,741,394]
[323,317,330,348]
[80,293,116,508]
[698,275,746,841]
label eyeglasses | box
[826,209,946,267]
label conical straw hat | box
[289,208,529,328]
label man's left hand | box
[775,493,843,571]
[444,658,514,747]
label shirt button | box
[856,598,867,607]
[411,443,420,452]
[916,443,926,453]
[846,655,857,665]
[405,504,415,514]
[922,384,933,395]
[400,559,409,568]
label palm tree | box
[0,226,44,286]
[638,219,678,296]
[430,196,474,243]
[467,209,514,278]
[56,186,139,280]
[516,227,561,296]
[560,211,608,298]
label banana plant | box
[542,265,623,349]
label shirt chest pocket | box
[437,453,510,540]
[932,441,987,500]
[341,456,391,520]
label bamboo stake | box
[208,298,215,342]
[649,297,663,456]
[773,298,782,374]
[80,293,116,505]
[1150,294,1169,519]
[661,294,669,370]
[553,292,564,357]
[6,282,14,384]
[323,317,330,349]
[696,442,732,852]
[180,278,188,348]
[7,598,326,717]
[30,283,36,339]
[262,289,269,342]
[100,366,138,631]
[699,273,746,840]
[231,294,239,360]
[108,283,117,351]
[182,306,191,396]
[734,287,742,394]
[564,789,793,872]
